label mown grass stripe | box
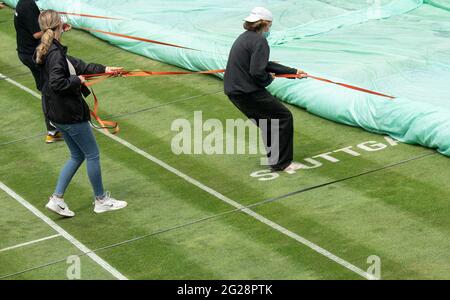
[0,181,128,280]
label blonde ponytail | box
[36,29,54,64]
[36,10,62,64]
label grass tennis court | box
[0,5,449,280]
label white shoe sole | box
[45,201,75,218]
[94,202,128,214]
[284,163,304,174]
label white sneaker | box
[45,195,75,217]
[94,192,127,214]
[284,162,304,174]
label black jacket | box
[36,40,105,124]
[224,30,297,96]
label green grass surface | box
[0,6,449,279]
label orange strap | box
[83,69,395,135]
[88,87,119,134]
[78,27,198,51]
[57,11,121,20]
[83,69,225,87]
[85,70,395,99]
[58,13,195,50]
[277,74,395,99]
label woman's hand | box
[78,75,86,85]
[63,24,72,32]
[270,73,276,79]
[105,67,124,77]
[296,69,308,79]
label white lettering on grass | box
[251,137,399,181]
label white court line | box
[0,73,41,98]
[0,234,61,253]
[1,72,377,280]
[102,131,377,280]
[0,182,128,280]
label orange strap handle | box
[87,87,119,134]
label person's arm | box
[249,38,274,87]
[267,62,308,79]
[67,55,106,75]
[266,61,297,75]
[48,51,82,93]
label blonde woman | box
[224,7,307,172]
[35,10,127,217]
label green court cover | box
[5,0,450,155]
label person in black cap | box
[224,7,307,172]
[14,0,68,143]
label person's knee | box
[71,153,85,164]
[274,111,293,134]
[85,151,100,161]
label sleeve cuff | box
[70,75,82,90]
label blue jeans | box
[53,122,105,198]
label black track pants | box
[228,89,294,171]
[18,52,55,132]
